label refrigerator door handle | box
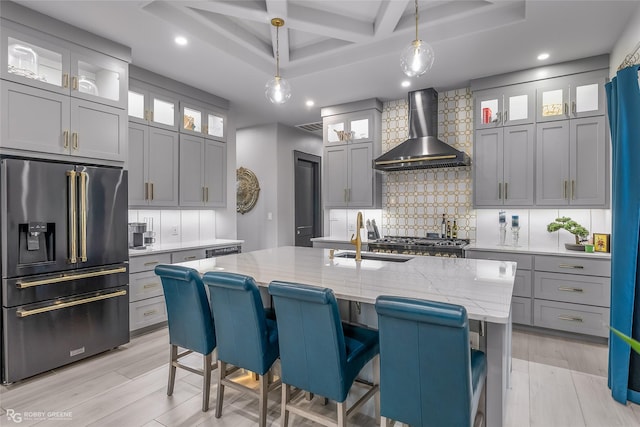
[79,171,88,262]
[16,289,127,318]
[16,266,128,289]
[67,170,78,263]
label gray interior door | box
[294,151,321,247]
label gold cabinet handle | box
[558,286,584,293]
[144,261,160,266]
[202,187,206,202]
[79,171,88,262]
[67,170,77,263]
[203,124,208,135]
[206,187,209,203]
[558,264,584,269]
[149,182,154,200]
[63,73,69,88]
[564,180,568,199]
[72,76,78,90]
[572,101,576,115]
[150,110,154,122]
[571,180,576,200]
[558,315,583,323]
[16,267,127,289]
[184,256,197,260]
[143,309,158,317]
[504,182,508,200]
[348,188,351,202]
[143,282,160,289]
[17,290,127,318]
[63,130,69,148]
[498,182,502,199]
[72,132,79,150]
[145,182,149,201]
[564,103,569,116]
[504,110,508,123]
[344,188,348,203]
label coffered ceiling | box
[11,1,639,130]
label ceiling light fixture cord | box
[265,17,291,104]
[414,0,419,42]
[275,23,281,78]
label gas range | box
[368,235,470,258]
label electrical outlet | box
[171,226,179,236]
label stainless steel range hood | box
[374,88,471,171]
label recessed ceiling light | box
[537,52,549,61]
[401,80,411,88]
[305,100,315,107]
[175,36,188,46]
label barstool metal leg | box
[259,373,268,427]
[167,344,178,396]
[337,401,347,427]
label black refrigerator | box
[1,158,129,383]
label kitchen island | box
[176,246,516,427]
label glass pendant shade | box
[400,39,435,77]
[265,75,291,104]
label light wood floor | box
[1,328,639,426]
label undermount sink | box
[334,252,412,263]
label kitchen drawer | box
[513,269,532,298]
[512,296,532,325]
[130,270,164,303]
[129,295,167,331]
[465,250,532,270]
[534,255,610,277]
[533,271,610,307]
[533,300,609,337]
[171,248,206,263]
[130,253,171,274]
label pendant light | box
[400,0,434,77]
[265,18,292,104]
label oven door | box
[2,287,129,384]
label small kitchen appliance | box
[128,222,147,249]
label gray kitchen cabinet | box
[180,99,227,142]
[128,123,179,207]
[1,81,126,161]
[474,83,535,129]
[170,248,206,263]
[322,99,382,209]
[128,80,179,131]
[179,134,227,208]
[324,142,377,208]
[536,116,607,206]
[129,252,171,332]
[536,70,607,122]
[2,20,128,110]
[465,249,533,325]
[474,124,534,207]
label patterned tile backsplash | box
[381,88,475,239]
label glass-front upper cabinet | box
[70,46,127,109]
[2,22,70,95]
[475,84,534,128]
[180,100,227,141]
[569,71,607,118]
[323,111,373,145]
[536,77,570,122]
[129,81,179,131]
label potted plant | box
[546,216,589,250]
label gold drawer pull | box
[184,256,197,260]
[143,261,160,266]
[17,267,126,289]
[558,315,583,323]
[143,283,159,289]
[558,264,584,269]
[17,290,127,317]
[558,286,584,293]
[143,309,158,317]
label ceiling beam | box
[181,0,269,22]
[285,3,374,43]
[374,0,410,38]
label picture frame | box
[593,233,610,253]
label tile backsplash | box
[381,88,475,239]
[128,209,216,245]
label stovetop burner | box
[368,235,470,258]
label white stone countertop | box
[129,239,243,257]
[465,243,612,260]
[310,237,371,244]
[176,246,516,324]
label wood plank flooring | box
[1,328,639,426]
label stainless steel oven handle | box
[16,267,127,289]
[67,170,77,263]
[16,289,127,318]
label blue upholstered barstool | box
[155,265,217,412]
[375,296,487,427]
[268,281,380,427]
[202,272,280,427]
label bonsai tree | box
[546,216,589,244]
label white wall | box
[236,124,278,252]
[215,107,239,239]
[609,2,640,76]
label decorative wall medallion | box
[236,167,260,214]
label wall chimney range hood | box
[374,88,471,171]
